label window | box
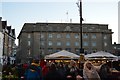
[114,47,117,49]
[28,34,31,38]
[75,42,79,46]
[40,33,44,38]
[66,33,70,38]
[92,34,96,39]
[48,48,53,52]
[75,48,79,51]
[56,48,62,52]
[83,41,88,46]
[40,41,44,46]
[66,41,70,46]
[57,42,62,46]
[48,33,53,38]
[83,34,88,38]
[75,48,80,54]
[104,42,107,47]
[92,42,96,47]
[74,33,79,38]
[0,38,1,44]
[65,48,71,52]
[48,41,52,46]
[28,41,31,46]
[104,35,107,39]
[57,34,61,38]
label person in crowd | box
[42,61,50,78]
[99,63,110,80]
[24,59,43,80]
[66,60,83,80]
[57,62,67,80]
[16,63,24,79]
[83,61,101,80]
[43,62,62,80]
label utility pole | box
[76,0,84,54]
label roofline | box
[36,22,108,25]
[17,22,109,39]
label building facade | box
[118,1,120,43]
[0,17,3,65]
[0,17,16,65]
[112,42,120,56]
[17,22,113,63]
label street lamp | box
[76,0,84,54]
[40,25,43,59]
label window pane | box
[75,42,79,46]
[104,42,107,46]
[57,34,61,38]
[104,35,107,39]
[28,41,31,46]
[92,42,96,46]
[83,41,88,46]
[66,41,70,46]
[28,34,31,38]
[66,33,70,38]
[40,33,44,38]
[48,41,52,46]
[75,33,79,38]
[57,42,61,46]
[65,48,71,52]
[56,48,62,52]
[48,33,53,38]
[92,34,96,39]
[40,41,44,46]
[48,48,53,52]
[83,34,88,38]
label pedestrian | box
[83,61,101,80]
[24,59,43,80]
[42,61,49,78]
[99,63,110,80]
[66,60,83,80]
[44,62,62,80]
[57,62,67,80]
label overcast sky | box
[0,0,119,45]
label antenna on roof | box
[70,18,72,23]
[66,11,69,23]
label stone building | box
[112,42,120,56]
[0,17,16,65]
[17,22,113,63]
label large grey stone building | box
[17,22,113,63]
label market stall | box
[85,51,118,61]
[45,50,79,62]
[84,51,119,73]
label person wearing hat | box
[24,59,43,80]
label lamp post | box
[45,24,48,55]
[76,0,84,54]
[40,26,42,59]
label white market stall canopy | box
[85,51,118,60]
[45,50,79,59]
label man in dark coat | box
[44,63,63,80]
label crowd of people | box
[1,59,116,80]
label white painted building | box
[0,32,3,65]
[118,1,120,43]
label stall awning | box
[85,51,118,60]
[45,50,79,59]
